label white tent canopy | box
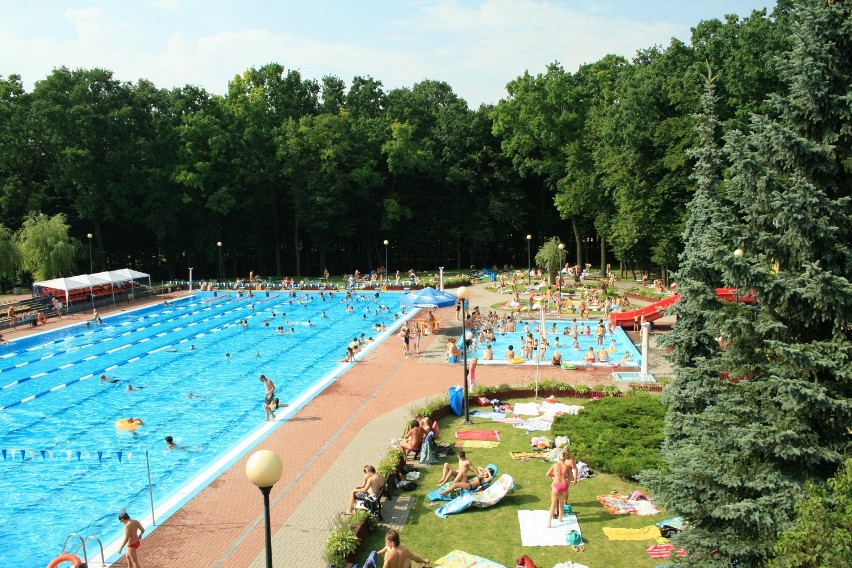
[33,269,152,309]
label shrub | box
[323,511,369,566]
[551,391,665,479]
[599,385,621,397]
[377,447,404,479]
[573,384,591,394]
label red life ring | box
[38,313,48,324]
[46,552,81,568]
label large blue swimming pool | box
[0,290,404,566]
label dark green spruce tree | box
[649,1,852,566]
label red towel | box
[454,430,501,441]
[645,544,685,558]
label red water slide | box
[610,288,755,327]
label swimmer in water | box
[164,436,183,451]
[225,353,231,362]
[126,385,143,392]
[189,345,196,350]
[100,374,119,384]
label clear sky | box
[0,0,777,107]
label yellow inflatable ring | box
[606,348,618,353]
[115,418,143,431]
[510,357,526,364]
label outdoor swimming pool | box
[0,290,405,566]
[458,319,641,367]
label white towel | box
[517,510,582,546]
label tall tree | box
[16,212,78,280]
[649,1,852,565]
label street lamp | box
[383,240,389,284]
[458,286,471,424]
[526,235,532,285]
[557,243,565,314]
[217,241,223,283]
[87,233,93,274]
[246,449,283,568]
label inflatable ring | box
[560,363,577,370]
[38,313,48,324]
[47,553,82,568]
[115,418,142,431]
[606,348,618,353]
[510,357,526,364]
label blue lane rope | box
[0,294,314,410]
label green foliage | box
[598,385,621,397]
[16,212,78,280]
[648,2,852,565]
[377,448,403,480]
[0,225,21,289]
[572,384,591,394]
[323,512,364,566]
[552,392,665,479]
[770,458,852,567]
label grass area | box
[355,398,671,567]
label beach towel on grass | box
[512,418,553,432]
[455,430,501,441]
[455,440,500,449]
[509,451,550,461]
[645,544,686,558]
[517,510,582,546]
[435,473,512,518]
[433,550,506,568]
[470,410,507,420]
[602,525,662,541]
[597,493,660,516]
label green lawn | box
[355,399,673,567]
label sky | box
[0,0,777,108]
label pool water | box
[0,290,403,566]
[457,319,641,366]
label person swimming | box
[100,374,119,384]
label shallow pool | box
[455,319,641,367]
[0,290,403,566]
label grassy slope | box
[356,398,672,567]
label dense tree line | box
[0,3,794,285]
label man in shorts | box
[346,465,385,515]
[259,374,276,420]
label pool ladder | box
[60,533,106,567]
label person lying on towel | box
[438,466,494,495]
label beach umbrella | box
[399,287,457,308]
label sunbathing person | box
[436,451,475,485]
[438,465,494,495]
[346,465,385,515]
[399,420,425,455]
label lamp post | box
[733,248,744,303]
[87,233,93,274]
[526,234,532,285]
[557,243,565,314]
[217,241,223,284]
[383,239,389,284]
[458,286,471,424]
[246,449,283,568]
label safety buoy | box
[510,357,526,364]
[115,418,143,431]
[38,313,48,324]
[47,552,82,568]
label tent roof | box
[34,269,151,292]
